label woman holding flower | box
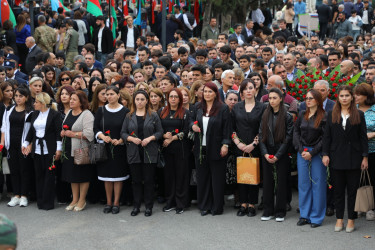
[94,86,129,214]
[159,88,190,214]
[61,90,95,212]
[23,92,62,210]
[323,85,368,232]
[258,88,294,222]
[1,87,33,208]
[191,82,231,216]
[293,90,327,228]
[232,79,265,217]
[121,90,163,217]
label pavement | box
[0,191,374,250]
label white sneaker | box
[366,210,375,221]
[276,217,285,222]
[7,197,20,207]
[19,197,28,207]
[261,216,274,221]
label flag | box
[51,0,69,12]
[107,0,118,44]
[14,0,21,6]
[0,0,16,27]
[152,0,156,24]
[169,0,173,13]
[134,0,142,26]
[87,0,103,17]
[123,0,128,17]
[194,0,199,24]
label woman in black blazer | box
[322,85,368,233]
[232,79,265,217]
[23,92,62,210]
[258,88,294,222]
[121,90,163,217]
[191,82,231,216]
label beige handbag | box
[74,135,90,165]
[354,169,375,212]
[237,153,260,185]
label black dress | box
[95,105,129,181]
[62,112,94,183]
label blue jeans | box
[350,30,360,42]
[96,52,108,66]
[297,146,327,225]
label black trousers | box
[33,154,56,210]
[130,163,156,209]
[262,154,289,218]
[237,153,259,204]
[164,144,190,209]
[362,24,372,34]
[196,150,226,213]
[16,43,28,73]
[8,150,32,196]
[368,153,375,202]
[0,174,13,194]
[327,166,335,209]
[332,168,361,220]
[319,22,328,40]
[55,160,71,203]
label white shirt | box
[202,116,210,146]
[348,16,362,31]
[23,109,62,155]
[251,9,265,24]
[363,10,369,24]
[98,27,104,52]
[341,113,350,130]
[183,13,197,31]
[126,26,135,48]
[245,27,253,37]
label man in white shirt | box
[120,15,141,51]
[251,7,265,32]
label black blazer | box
[322,110,368,170]
[26,109,63,156]
[120,25,141,49]
[92,26,113,54]
[15,70,28,81]
[192,104,232,161]
[25,45,43,74]
[299,98,335,112]
[317,4,332,23]
[232,101,266,156]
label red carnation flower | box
[335,71,339,74]
[334,94,338,98]
[304,84,308,89]
[287,91,291,95]
[131,131,135,136]
[348,76,351,80]
[299,85,303,89]
[349,83,353,86]
[0,145,3,152]
[175,129,179,134]
[63,125,69,130]
[343,78,347,81]
[52,165,56,169]
[338,79,343,83]
[325,72,329,77]
[319,76,322,80]
[105,130,110,134]
[297,97,301,101]
[269,155,274,159]
[309,75,314,78]
[292,92,296,96]
[332,88,336,92]
[298,90,302,94]
[330,77,335,81]
[303,94,306,99]
[328,94,332,97]
[332,83,338,87]
[231,133,236,139]
[301,75,305,79]
[194,121,198,125]
[316,71,320,74]
[304,79,308,83]
[306,73,310,77]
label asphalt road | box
[0,191,374,250]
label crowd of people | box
[0,0,375,234]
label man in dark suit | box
[25,36,43,74]
[120,15,141,51]
[6,54,28,81]
[241,20,255,43]
[299,80,335,112]
[92,15,113,66]
[4,61,28,85]
[272,23,287,40]
[317,0,332,40]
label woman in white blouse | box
[23,92,62,210]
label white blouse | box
[341,113,350,130]
[202,116,210,146]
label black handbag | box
[89,107,108,164]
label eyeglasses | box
[169,95,179,99]
[61,77,70,81]
[305,97,314,101]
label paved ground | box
[0,191,374,250]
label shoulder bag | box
[89,107,108,164]
[74,134,91,165]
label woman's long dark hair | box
[248,72,265,94]
[15,86,33,113]
[201,82,222,117]
[332,85,360,125]
[261,88,287,144]
[88,77,103,102]
[129,90,152,119]
[161,88,185,119]
[304,89,325,128]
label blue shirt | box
[364,105,375,153]
[14,25,31,44]
[294,1,306,15]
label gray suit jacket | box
[25,45,43,74]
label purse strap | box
[242,152,253,158]
[359,169,372,187]
[102,106,105,132]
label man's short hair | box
[124,50,136,57]
[228,37,238,44]
[77,62,88,73]
[175,29,183,36]
[328,50,341,59]
[195,49,208,58]
[158,56,172,70]
[214,62,229,71]
[138,46,150,55]
[219,45,232,54]
[73,55,85,63]
[218,33,228,39]
[191,64,206,74]
[239,55,250,62]
[38,15,46,23]
[262,47,272,53]
[83,43,96,54]
[177,47,188,55]
[56,51,66,60]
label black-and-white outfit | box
[121,112,163,210]
[1,106,33,199]
[94,105,129,182]
[24,109,62,210]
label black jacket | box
[120,25,141,49]
[258,108,294,159]
[317,4,332,23]
[25,45,43,74]
[121,112,163,164]
[322,110,368,170]
[92,26,113,54]
[191,103,232,161]
[26,109,63,157]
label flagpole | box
[161,0,166,52]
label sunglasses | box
[61,77,70,81]
[305,97,314,101]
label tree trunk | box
[202,0,213,28]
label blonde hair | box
[120,88,132,109]
[35,92,57,110]
[179,86,191,102]
[29,77,44,86]
[233,68,244,82]
[135,82,150,93]
[190,80,204,104]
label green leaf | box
[346,72,362,85]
